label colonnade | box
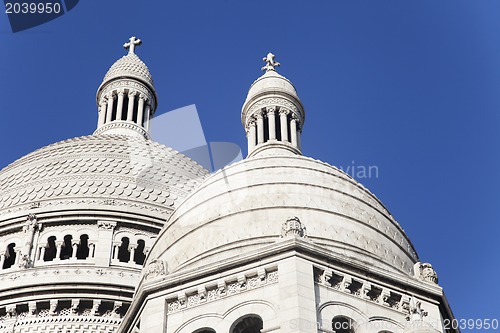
[97,89,151,130]
[247,106,301,152]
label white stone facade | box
[0,41,456,333]
[0,38,208,333]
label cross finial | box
[261,52,280,72]
[123,36,142,54]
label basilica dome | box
[0,134,208,221]
[145,53,418,279]
[148,153,418,277]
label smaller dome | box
[245,70,299,104]
[102,53,154,88]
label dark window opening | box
[44,236,57,261]
[132,98,139,123]
[122,95,130,120]
[118,237,130,262]
[275,112,282,141]
[111,96,118,121]
[263,114,269,143]
[134,239,146,265]
[231,315,263,333]
[3,243,16,269]
[60,235,73,260]
[286,113,292,143]
[193,329,216,333]
[332,316,355,333]
[76,234,89,259]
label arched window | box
[193,328,215,333]
[134,239,146,265]
[44,236,57,261]
[3,243,17,269]
[76,234,89,259]
[60,235,73,260]
[231,315,263,333]
[118,237,130,262]
[332,316,355,333]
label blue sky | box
[1,0,499,329]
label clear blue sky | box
[1,1,499,330]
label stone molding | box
[93,122,151,139]
[313,265,411,314]
[98,79,155,109]
[245,96,303,124]
[166,267,278,314]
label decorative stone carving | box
[144,259,167,280]
[406,299,428,322]
[71,299,80,314]
[49,300,58,316]
[123,36,142,54]
[28,301,37,317]
[413,262,438,284]
[97,221,117,230]
[23,213,39,233]
[261,52,280,72]
[6,304,16,318]
[281,216,307,238]
[90,300,101,316]
[112,301,122,318]
[18,254,32,269]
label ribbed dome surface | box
[149,154,419,276]
[245,70,299,103]
[0,135,209,218]
[102,53,154,88]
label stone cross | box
[123,36,142,54]
[262,52,280,72]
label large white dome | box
[0,134,209,221]
[148,154,419,277]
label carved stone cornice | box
[97,221,117,231]
[93,121,151,140]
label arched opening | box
[44,236,57,261]
[231,315,263,333]
[193,328,215,333]
[118,237,130,262]
[332,316,355,333]
[134,239,146,265]
[3,243,16,269]
[60,235,73,260]
[76,234,89,259]
[122,94,130,120]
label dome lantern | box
[241,53,305,157]
[94,36,158,139]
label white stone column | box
[106,93,115,123]
[14,248,21,265]
[128,245,137,264]
[267,107,276,140]
[88,242,96,258]
[137,95,146,126]
[116,90,125,121]
[280,109,289,142]
[257,112,264,144]
[39,246,46,261]
[112,242,120,260]
[127,91,136,121]
[71,240,79,259]
[144,105,151,129]
[290,115,298,147]
[247,120,257,153]
[0,253,5,269]
[98,101,107,126]
[55,241,63,261]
